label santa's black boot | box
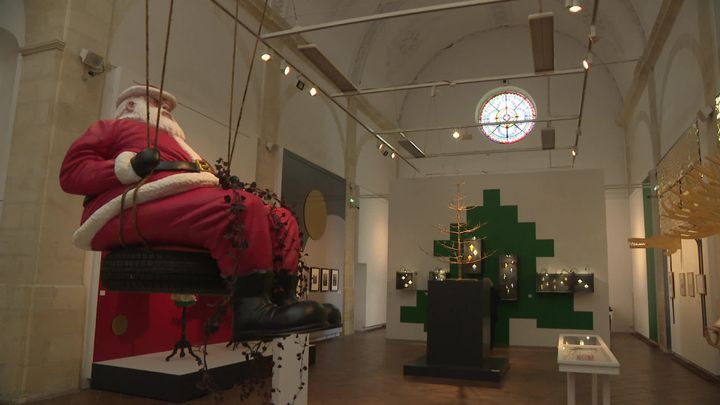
[231,271,328,342]
[273,270,342,328]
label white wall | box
[625,0,720,375]
[386,169,610,347]
[605,189,634,332]
[389,23,633,338]
[357,194,388,328]
[669,239,720,374]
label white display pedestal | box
[557,334,620,405]
[92,334,309,403]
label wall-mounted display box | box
[573,273,594,293]
[396,270,417,290]
[536,271,594,293]
[499,254,518,300]
[536,271,572,293]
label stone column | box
[254,56,282,192]
[342,99,360,336]
[0,0,112,401]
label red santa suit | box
[60,118,300,277]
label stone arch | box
[655,34,704,155]
[627,110,655,184]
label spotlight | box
[391,152,396,159]
[296,79,305,90]
[565,0,582,13]
[582,53,593,70]
[309,87,318,96]
[589,25,598,42]
[571,147,577,157]
[377,142,384,151]
[452,130,461,139]
[283,65,291,75]
[261,52,272,62]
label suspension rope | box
[227,0,240,164]
[152,0,175,148]
[118,0,175,249]
[145,0,151,147]
[228,0,270,169]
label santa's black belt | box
[155,159,214,173]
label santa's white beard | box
[115,98,187,141]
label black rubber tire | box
[101,248,228,295]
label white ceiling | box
[266,0,659,98]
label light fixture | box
[391,152,397,159]
[309,87,318,96]
[283,65,291,76]
[377,142,384,151]
[261,52,272,62]
[452,130,461,139]
[565,0,582,13]
[298,43,357,92]
[589,25,598,42]
[571,147,577,157]
[582,53,593,70]
[528,12,554,73]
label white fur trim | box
[114,151,142,184]
[72,172,220,250]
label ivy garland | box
[193,158,311,404]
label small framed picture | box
[679,273,686,297]
[321,268,331,292]
[687,272,695,297]
[310,267,320,292]
[331,269,339,292]
[696,274,707,295]
[668,272,675,299]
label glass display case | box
[536,270,594,293]
[557,334,619,370]
[499,254,518,300]
[557,334,620,405]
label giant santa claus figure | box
[60,85,338,341]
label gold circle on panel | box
[304,190,327,240]
[112,314,128,336]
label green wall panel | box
[642,177,659,343]
[400,189,594,345]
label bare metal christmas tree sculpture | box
[431,182,488,280]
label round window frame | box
[475,86,537,144]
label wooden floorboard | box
[30,331,720,404]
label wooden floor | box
[32,330,720,404]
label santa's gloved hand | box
[130,148,160,178]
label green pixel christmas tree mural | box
[400,188,593,345]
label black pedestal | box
[403,279,508,382]
[403,355,508,382]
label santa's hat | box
[116,84,177,111]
